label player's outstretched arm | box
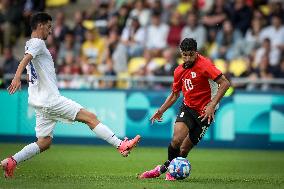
[150,91,180,124]
[199,75,230,124]
[7,54,33,94]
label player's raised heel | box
[139,165,161,179]
[2,157,17,178]
[118,135,141,157]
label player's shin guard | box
[160,144,181,174]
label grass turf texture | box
[0,143,283,189]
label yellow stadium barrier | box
[46,0,69,7]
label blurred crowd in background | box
[0,0,284,90]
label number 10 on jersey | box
[184,79,194,91]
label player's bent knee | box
[37,137,52,152]
[171,138,183,149]
[76,109,98,124]
[85,113,100,129]
[89,113,98,122]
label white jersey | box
[25,38,60,107]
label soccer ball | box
[168,157,191,180]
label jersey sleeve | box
[203,59,222,81]
[172,67,182,93]
[25,39,44,58]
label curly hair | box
[180,38,197,52]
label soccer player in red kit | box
[139,38,230,180]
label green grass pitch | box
[0,143,283,189]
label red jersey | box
[172,54,222,115]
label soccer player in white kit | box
[1,12,141,178]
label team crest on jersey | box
[191,72,196,78]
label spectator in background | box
[103,28,128,75]
[58,51,83,89]
[53,12,69,43]
[167,11,184,48]
[267,0,284,23]
[57,30,80,66]
[197,0,214,14]
[58,63,72,75]
[148,0,167,23]
[239,55,255,78]
[161,0,179,23]
[252,8,267,27]
[72,11,86,44]
[259,14,284,66]
[107,0,117,16]
[181,11,206,51]
[272,57,284,90]
[154,47,179,77]
[145,10,169,56]
[46,35,58,63]
[121,16,145,57]
[116,4,130,34]
[84,0,97,19]
[81,28,106,65]
[248,54,274,91]
[213,19,243,60]
[132,49,153,77]
[254,38,279,67]
[58,53,81,75]
[2,46,19,74]
[274,58,284,78]
[22,0,45,37]
[127,0,151,27]
[204,28,218,58]
[93,3,109,21]
[149,0,163,13]
[106,13,120,35]
[94,3,112,36]
[228,0,252,35]
[101,29,120,88]
[243,18,263,56]
[0,0,22,53]
[58,64,84,89]
[202,0,229,31]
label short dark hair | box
[180,38,197,52]
[152,10,161,17]
[30,12,52,30]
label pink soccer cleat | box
[1,157,17,178]
[165,172,176,181]
[118,135,141,157]
[139,165,161,179]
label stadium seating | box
[117,72,130,89]
[229,59,247,77]
[214,59,227,74]
[128,57,146,74]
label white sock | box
[12,142,40,164]
[92,123,122,148]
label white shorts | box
[34,96,83,138]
